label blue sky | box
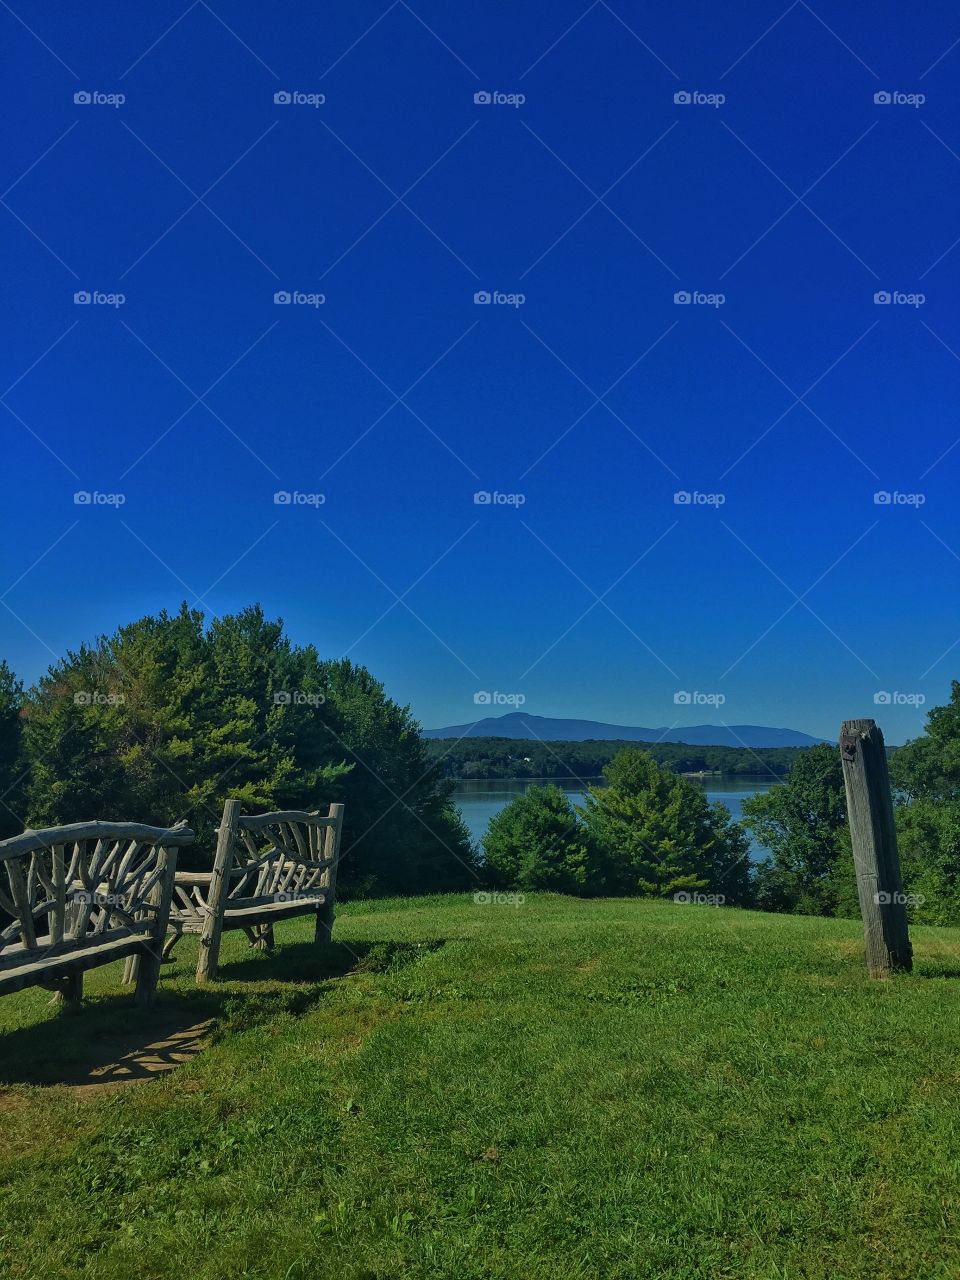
[1,0,959,744]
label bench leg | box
[134,943,162,1007]
[315,903,335,945]
[122,954,140,986]
[53,970,83,1007]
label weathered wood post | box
[839,719,912,976]
[315,803,344,945]
[197,798,240,983]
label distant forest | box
[423,736,806,780]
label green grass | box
[2,895,960,1279]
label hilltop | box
[423,711,828,748]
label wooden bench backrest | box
[219,805,344,909]
[0,820,195,971]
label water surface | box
[452,775,778,857]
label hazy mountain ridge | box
[423,712,828,748]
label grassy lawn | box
[2,895,960,1279]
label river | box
[451,776,778,858]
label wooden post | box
[315,804,344,945]
[196,799,240,984]
[135,844,178,1006]
[839,719,912,977]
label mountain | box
[422,712,828,748]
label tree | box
[313,657,478,896]
[19,604,476,897]
[890,681,960,802]
[741,743,848,915]
[482,785,588,893]
[578,748,751,903]
[0,660,24,838]
[888,682,960,925]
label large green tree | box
[482,785,589,893]
[20,605,476,896]
[889,682,960,925]
[579,748,751,903]
[740,743,852,915]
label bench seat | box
[0,932,151,995]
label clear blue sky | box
[2,0,959,744]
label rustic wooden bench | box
[165,800,344,983]
[0,820,194,1006]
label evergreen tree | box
[483,785,588,893]
[579,748,750,903]
[0,660,24,838]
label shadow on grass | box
[913,958,960,979]
[0,939,445,1091]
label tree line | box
[3,603,956,925]
[425,736,802,780]
[481,684,960,927]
